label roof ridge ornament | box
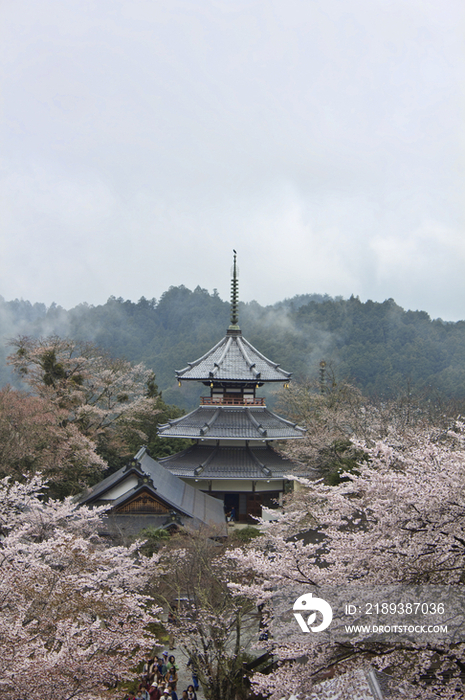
[124,457,142,473]
[228,249,240,332]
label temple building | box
[80,446,227,538]
[157,253,305,522]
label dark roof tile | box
[176,332,291,383]
[159,406,305,440]
[80,448,227,533]
[159,444,298,480]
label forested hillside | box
[1,287,465,408]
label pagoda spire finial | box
[229,249,240,331]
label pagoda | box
[158,252,305,522]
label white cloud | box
[0,0,464,319]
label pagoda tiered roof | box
[159,443,296,480]
[158,405,305,440]
[176,330,291,383]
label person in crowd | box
[186,659,199,690]
[167,685,178,700]
[155,656,167,683]
[164,664,178,691]
[186,684,197,700]
[143,658,156,685]
[162,687,178,700]
[167,609,177,649]
[167,655,178,670]
[148,681,161,700]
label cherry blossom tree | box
[0,475,160,700]
[0,385,106,493]
[225,421,465,699]
[275,377,377,483]
[149,530,258,700]
[276,376,456,484]
[6,336,164,492]
[8,335,156,439]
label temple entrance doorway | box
[224,493,239,521]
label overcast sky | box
[1,0,464,320]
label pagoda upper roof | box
[159,443,299,480]
[158,404,305,440]
[176,330,291,383]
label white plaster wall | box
[104,475,139,500]
[186,478,283,492]
[198,439,268,447]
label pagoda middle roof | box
[176,330,291,383]
[158,405,305,440]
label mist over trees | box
[1,287,465,409]
[2,289,465,697]
[2,336,188,497]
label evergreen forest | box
[1,286,465,409]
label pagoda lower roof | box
[176,330,291,383]
[158,405,305,440]
[159,443,297,480]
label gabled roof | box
[80,447,227,534]
[176,330,291,383]
[159,443,297,480]
[305,667,426,699]
[158,405,305,440]
[307,668,381,699]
